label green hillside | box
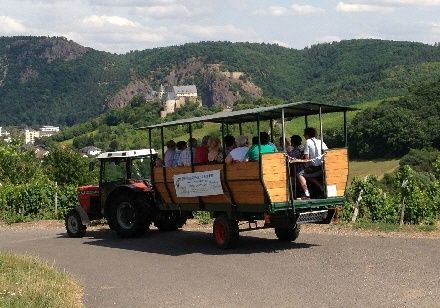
[45,76,440,161]
[1,37,440,126]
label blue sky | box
[1,0,439,53]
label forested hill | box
[1,36,440,126]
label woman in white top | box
[225,135,249,164]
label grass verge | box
[349,159,400,183]
[0,252,83,308]
[347,221,437,233]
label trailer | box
[65,101,355,248]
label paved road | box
[1,225,439,307]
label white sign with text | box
[174,170,224,198]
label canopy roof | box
[144,101,357,129]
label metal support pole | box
[343,110,348,147]
[281,109,286,151]
[160,127,165,161]
[148,128,154,182]
[319,107,325,197]
[319,107,323,152]
[221,122,226,160]
[189,124,194,169]
[161,127,174,205]
[239,122,243,135]
[257,114,261,158]
[270,119,274,143]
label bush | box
[0,181,76,223]
[345,176,399,223]
[344,164,440,225]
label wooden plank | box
[153,168,164,182]
[195,164,223,172]
[201,195,231,204]
[270,195,289,202]
[227,163,260,180]
[228,183,265,193]
[261,153,285,161]
[266,187,289,196]
[233,192,265,204]
[260,180,286,190]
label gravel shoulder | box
[1,219,439,239]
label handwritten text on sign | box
[174,170,224,198]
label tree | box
[0,144,43,184]
[43,146,97,186]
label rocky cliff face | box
[163,58,262,108]
[104,80,154,110]
[0,37,88,86]
[6,36,88,63]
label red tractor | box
[65,149,188,238]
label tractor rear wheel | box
[110,194,150,237]
[213,215,239,249]
[275,224,301,242]
[65,209,86,238]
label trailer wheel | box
[110,194,150,237]
[65,209,86,238]
[213,215,239,249]
[275,224,301,242]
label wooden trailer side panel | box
[261,153,289,203]
[324,148,349,197]
[153,162,266,206]
[227,162,265,205]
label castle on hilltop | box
[159,84,200,118]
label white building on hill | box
[25,129,40,144]
[160,85,200,118]
[24,125,60,144]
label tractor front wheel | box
[65,209,86,238]
[213,215,239,249]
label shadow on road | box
[58,228,319,256]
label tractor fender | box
[75,205,90,226]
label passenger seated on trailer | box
[194,135,210,164]
[223,134,236,156]
[178,138,197,166]
[245,132,277,161]
[164,140,176,167]
[207,136,223,163]
[298,127,328,199]
[261,132,277,152]
[172,141,187,167]
[225,135,249,164]
[279,136,293,152]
